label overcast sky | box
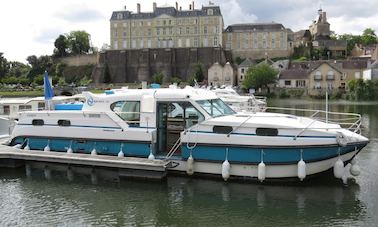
[1,0,377,62]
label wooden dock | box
[0,141,170,180]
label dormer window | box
[207,9,213,15]
[117,13,123,20]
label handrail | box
[227,114,254,137]
[265,106,362,135]
[164,137,181,160]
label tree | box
[361,28,377,46]
[0,53,9,78]
[26,55,53,79]
[67,31,91,55]
[242,63,278,93]
[103,63,111,83]
[193,62,204,82]
[53,35,68,57]
[8,61,30,77]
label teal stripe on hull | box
[15,137,151,157]
[181,144,366,164]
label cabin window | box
[19,105,32,112]
[166,102,204,128]
[213,126,233,134]
[58,120,71,127]
[111,101,140,126]
[256,128,278,136]
[32,119,44,126]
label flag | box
[43,71,54,110]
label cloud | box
[55,5,105,23]
[33,27,66,44]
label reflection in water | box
[0,163,367,226]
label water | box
[1,99,378,226]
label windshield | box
[196,98,236,117]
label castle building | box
[223,23,293,59]
[110,2,223,50]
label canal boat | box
[8,87,369,181]
[210,86,267,112]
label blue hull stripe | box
[18,123,122,130]
[187,130,336,138]
[15,137,150,157]
[181,144,366,164]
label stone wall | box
[92,47,231,84]
[59,53,99,67]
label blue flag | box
[43,71,54,100]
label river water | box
[1,99,377,226]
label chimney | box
[322,12,327,22]
[153,2,157,12]
[189,4,192,10]
[124,5,126,10]
[318,8,322,15]
[176,2,178,10]
[192,1,194,10]
[137,3,141,13]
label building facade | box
[237,58,255,85]
[208,62,235,86]
[110,2,223,50]
[223,23,293,59]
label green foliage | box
[152,72,164,84]
[77,76,92,86]
[8,61,30,77]
[347,79,378,100]
[234,57,245,65]
[57,77,67,86]
[103,63,111,83]
[0,53,9,78]
[26,55,53,79]
[53,35,68,57]
[193,62,204,82]
[292,44,311,60]
[336,28,377,55]
[242,63,278,93]
[55,63,66,77]
[171,76,182,85]
[67,31,91,55]
[33,74,44,85]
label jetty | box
[0,139,170,180]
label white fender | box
[350,162,361,176]
[44,140,50,152]
[333,158,344,179]
[24,140,30,150]
[91,148,97,156]
[297,159,306,181]
[118,150,125,157]
[222,160,231,181]
[186,155,194,175]
[67,147,73,154]
[257,161,266,182]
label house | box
[208,62,236,86]
[237,58,255,85]
[363,60,378,80]
[278,69,308,89]
[307,62,344,95]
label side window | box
[166,102,204,128]
[58,120,71,127]
[213,126,233,134]
[256,128,278,136]
[111,101,140,126]
[32,119,44,126]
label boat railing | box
[265,106,362,134]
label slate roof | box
[279,69,308,80]
[224,23,285,33]
[238,58,256,67]
[111,5,221,20]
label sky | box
[1,0,377,63]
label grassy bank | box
[0,90,44,98]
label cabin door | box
[156,101,204,156]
